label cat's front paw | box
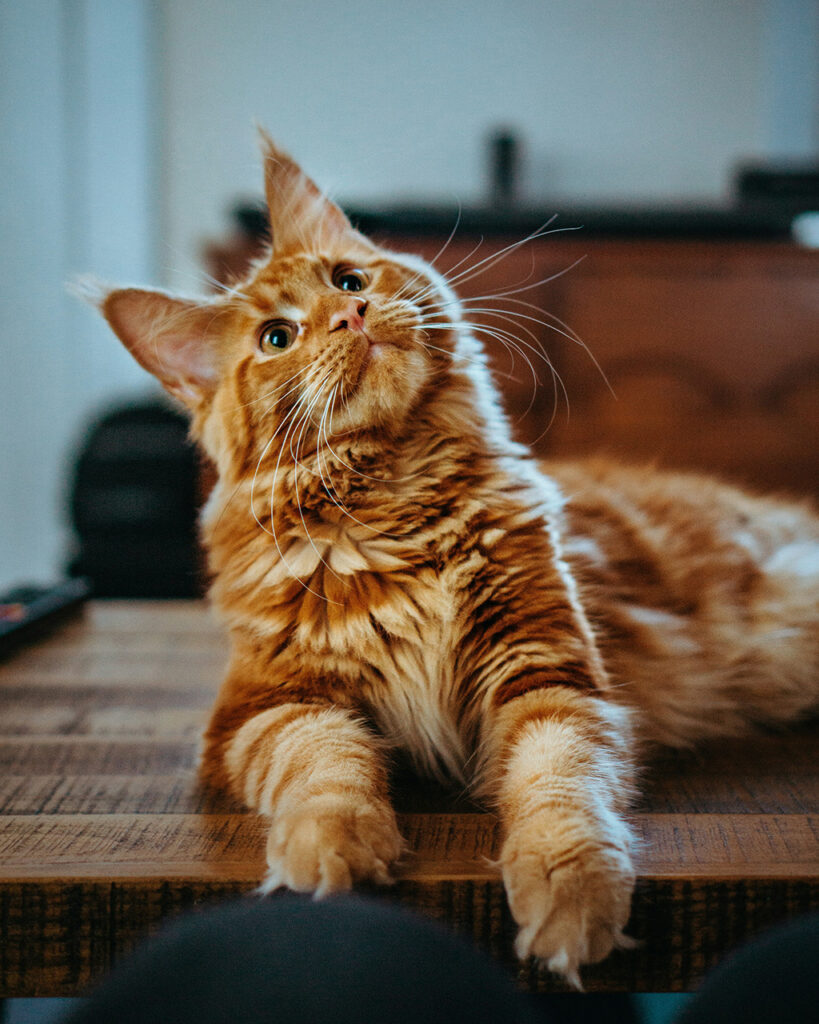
[262,793,403,898]
[501,817,636,987]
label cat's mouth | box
[352,335,402,384]
[333,324,428,428]
[362,338,394,366]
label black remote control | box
[0,578,92,657]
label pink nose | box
[329,297,368,334]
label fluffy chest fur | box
[203,462,510,777]
[200,426,574,781]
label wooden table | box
[1,601,817,997]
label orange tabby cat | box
[92,133,819,985]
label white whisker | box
[457,304,613,398]
[315,388,407,539]
[239,361,326,410]
[391,208,464,303]
[290,374,348,591]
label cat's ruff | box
[93,131,819,984]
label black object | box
[488,127,521,206]
[232,197,794,242]
[0,577,91,658]
[64,894,548,1024]
[343,201,795,240]
[232,198,270,242]
[677,913,819,1023]
[67,399,202,597]
[59,891,819,1024]
[735,162,819,211]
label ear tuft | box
[257,127,370,257]
[67,274,110,309]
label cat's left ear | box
[90,284,227,409]
[259,129,371,256]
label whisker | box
[249,395,303,536]
[464,323,542,406]
[423,317,543,375]
[250,390,311,539]
[399,237,486,309]
[406,219,580,310]
[419,273,612,400]
[426,312,570,431]
[451,255,587,303]
[391,207,465,303]
[320,415,418,487]
[238,361,326,410]
[456,304,613,398]
[444,220,582,291]
[246,381,335,603]
[418,332,521,383]
[268,385,343,604]
[316,396,407,540]
[422,204,464,272]
[248,399,303,551]
[290,375,348,590]
[315,388,393,536]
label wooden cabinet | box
[374,235,819,498]
[205,229,818,498]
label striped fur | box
[96,135,819,982]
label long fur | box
[96,134,819,983]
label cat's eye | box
[259,320,296,353]
[332,267,369,293]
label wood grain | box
[1,601,817,996]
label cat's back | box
[547,457,818,584]
[544,458,819,744]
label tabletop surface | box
[1,600,817,996]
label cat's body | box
[95,134,819,984]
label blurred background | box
[1,0,818,596]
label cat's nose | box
[329,298,368,334]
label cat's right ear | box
[80,281,225,409]
[258,128,371,256]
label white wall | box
[158,0,817,292]
[0,0,157,590]
[1,2,71,588]
[762,0,819,153]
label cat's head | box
[93,132,468,474]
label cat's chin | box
[336,344,429,432]
[356,339,396,379]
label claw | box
[514,924,537,960]
[371,858,395,886]
[614,930,641,951]
[546,949,584,991]
[257,868,285,897]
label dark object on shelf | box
[67,399,201,597]
[232,199,270,242]
[345,201,796,240]
[735,162,819,214]
[0,577,91,658]
[203,200,270,286]
[229,197,794,243]
[487,127,521,207]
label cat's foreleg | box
[203,697,403,896]
[477,685,637,986]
